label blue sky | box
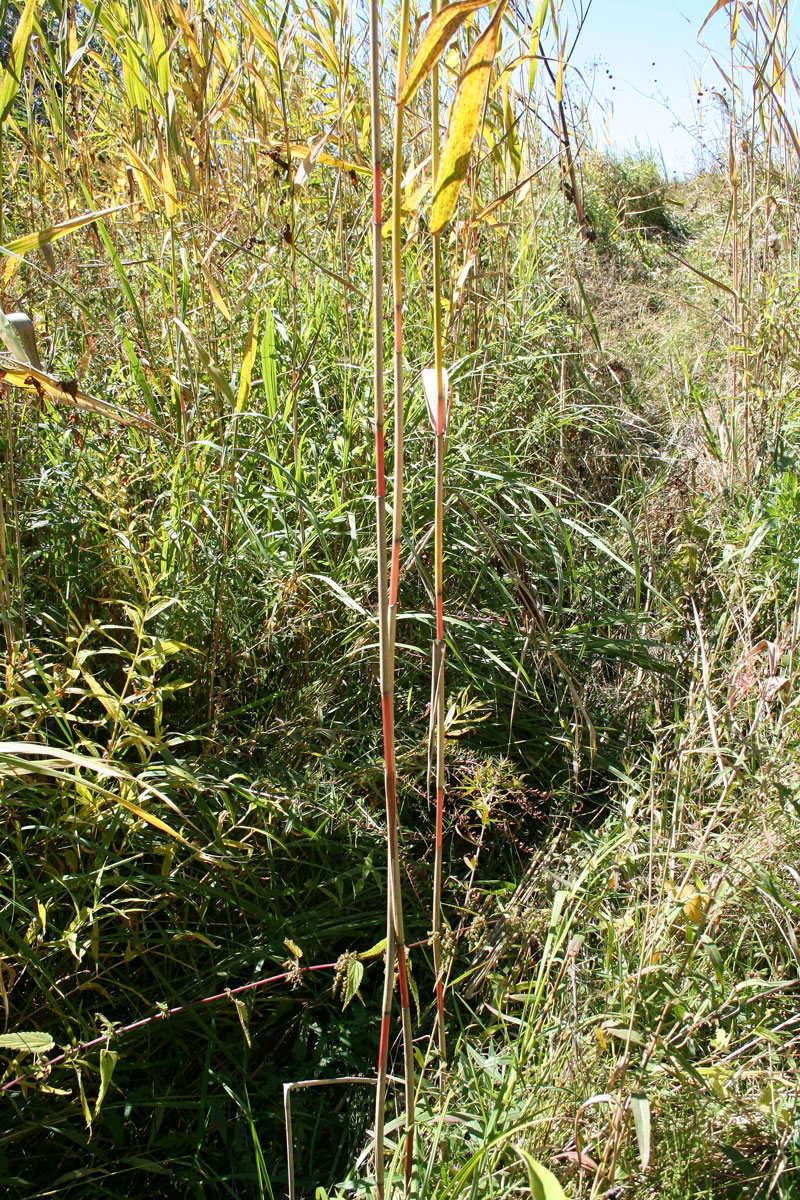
[569,0,740,175]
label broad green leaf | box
[342,957,364,1008]
[430,0,507,234]
[0,0,37,125]
[630,1093,651,1169]
[398,0,491,108]
[0,1031,54,1055]
[94,1048,119,1116]
[514,1145,567,1200]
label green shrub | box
[585,150,686,244]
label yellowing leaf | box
[291,107,356,193]
[285,143,369,175]
[2,206,126,283]
[121,42,149,112]
[0,358,153,426]
[431,0,506,234]
[430,0,507,234]
[398,0,492,108]
[234,0,279,71]
[681,886,708,925]
[0,0,38,124]
[144,0,170,95]
[528,0,548,89]
[159,148,178,219]
[422,366,450,436]
[503,76,521,176]
[555,27,567,103]
[198,260,232,321]
[236,309,260,412]
[122,143,158,209]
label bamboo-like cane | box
[388,0,411,655]
[429,0,448,1072]
[369,0,415,1194]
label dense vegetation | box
[1,0,799,1196]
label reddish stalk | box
[429,0,448,1071]
[368,0,415,1192]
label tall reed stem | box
[389,0,410,653]
[429,0,448,1070]
[370,0,415,1192]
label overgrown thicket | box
[1,0,799,1197]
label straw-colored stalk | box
[429,0,448,1071]
[369,0,415,1192]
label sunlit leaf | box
[94,1049,119,1117]
[398,0,491,108]
[528,0,548,89]
[0,0,38,124]
[503,76,521,176]
[2,206,126,283]
[430,0,507,234]
[342,957,363,1008]
[236,309,260,412]
[198,260,232,321]
[0,1031,54,1056]
[514,1144,567,1200]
